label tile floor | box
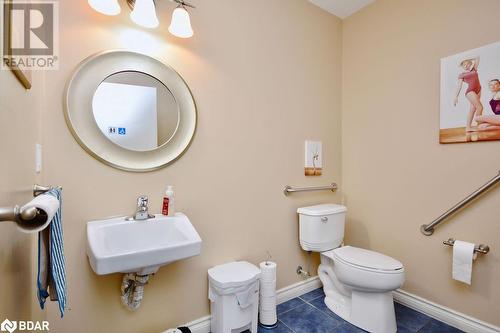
[257,288,464,333]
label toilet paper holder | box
[443,238,490,255]
[0,184,61,224]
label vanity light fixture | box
[88,0,121,16]
[88,0,195,38]
[128,0,159,29]
[168,0,195,38]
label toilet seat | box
[322,246,405,295]
[327,246,403,273]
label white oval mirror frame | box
[64,51,196,172]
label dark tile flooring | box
[257,288,464,333]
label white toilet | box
[297,204,405,333]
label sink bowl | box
[86,213,202,275]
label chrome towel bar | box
[420,170,500,236]
[443,238,490,255]
[284,183,338,196]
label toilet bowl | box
[319,247,404,333]
[297,204,405,333]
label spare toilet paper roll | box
[261,279,276,286]
[260,261,276,275]
[259,261,277,326]
[260,286,276,298]
[452,240,476,285]
[259,295,277,311]
[19,194,60,233]
[260,287,276,296]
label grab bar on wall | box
[420,171,500,236]
[0,184,62,223]
[0,206,38,223]
[284,183,338,196]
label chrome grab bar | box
[421,171,500,236]
[0,184,62,224]
[0,206,38,223]
[283,183,338,196]
[443,238,490,255]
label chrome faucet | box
[129,195,154,221]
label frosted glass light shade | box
[168,7,194,38]
[130,0,159,29]
[88,0,121,15]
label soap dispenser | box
[162,186,175,216]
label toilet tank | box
[297,204,347,252]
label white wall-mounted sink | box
[86,213,202,275]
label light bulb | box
[168,6,194,38]
[88,0,121,16]
[130,0,159,29]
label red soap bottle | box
[162,186,174,216]
[162,196,169,216]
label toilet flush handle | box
[321,216,328,223]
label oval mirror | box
[65,51,196,172]
[92,71,180,152]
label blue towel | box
[37,188,67,317]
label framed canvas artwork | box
[440,41,500,143]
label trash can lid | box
[208,261,261,290]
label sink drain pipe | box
[121,273,151,311]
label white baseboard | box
[276,276,322,305]
[178,279,500,333]
[182,315,211,333]
[393,289,500,333]
[174,276,321,333]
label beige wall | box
[39,1,343,332]
[5,0,498,330]
[342,0,500,326]
[0,50,43,320]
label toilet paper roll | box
[259,261,277,326]
[18,194,60,233]
[259,294,277,304]
[259,306,276,317]
[260,261,276,277]
[259,298,277,311]
[260,288,276,296]
[260,300,276,304]
[452,240,476,285]
[260,286,276,296]
[259,312,276,320]
[260,280,276,295]
[260,277,276,284]
[259,313,277,323]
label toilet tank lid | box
[208,261,261,289]
[297,204,347,216]
[332,246,403,271]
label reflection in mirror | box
[92,71,179,152]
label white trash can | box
[208,261,261,333]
